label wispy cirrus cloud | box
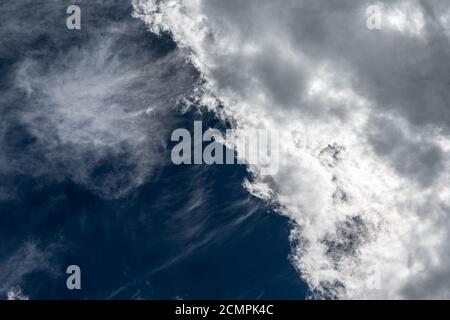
[0,0,198,199]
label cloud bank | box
[133,0,450,298]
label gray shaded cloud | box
[195,0,450,128]
[134,0,450,299]
[368,115,445,187]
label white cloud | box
[384,1,425,36]
[134,0,450,298]
[10,32,194,199]
[7,287,29,300]
[0,0,198,200]
[0,241,59,298]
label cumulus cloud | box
[134,0,450,298]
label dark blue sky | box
[0,0,308,300]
